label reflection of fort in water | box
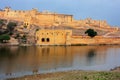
[0,46,109,72]
[1,46,120,79]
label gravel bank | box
[7,69,120,80]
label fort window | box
[46,38,50,42]
[41,38,45,42]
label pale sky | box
[0,0,120,26]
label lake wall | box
[71,36,120,45]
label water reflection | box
[0,46,120,79]
[87,49,96,58]
[86,49,96,65]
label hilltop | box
[0,7,120,45]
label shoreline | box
[7,67,120,80]
[1,43,120,46]
[7,69,120,80]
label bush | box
[7,22,17,32]
[24,25,27,28]
[85,28,97,38]
[21,34,27,43]
[0,19,5,27]
[0,34,10,43]
[15,33,20,39]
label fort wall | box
[35,30,120,45]
[0,7,120,45]
[0,7,73,27]
[0,7,117,30]
[71,36,120,45]
[36,30,72,45]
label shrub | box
[85,28,97,38]
[0,34,10,43]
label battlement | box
[0,7,73,26]
[0,7,118,30]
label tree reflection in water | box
[87,49,96,58]
[87,49,96,65]
[0,46,18,58]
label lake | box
[0,45,120,79]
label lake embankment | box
[7,67,120,80]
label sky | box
[0,0,120,26]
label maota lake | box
[0,45,120,79]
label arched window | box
[46,38,50,42]
[41,38,45,42]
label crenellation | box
[0,7,74,27]
[0,7,118,30]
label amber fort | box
[0,7,120,45]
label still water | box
[0,45,120,79]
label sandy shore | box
[7,68,120,80]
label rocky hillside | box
[0,18,120,38]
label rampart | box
[0,7,73,27]
[71,36,120,45]
[0,7,118,32]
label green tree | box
[23,25,27,28]
[7,22,17,34]
[35,28,39,32]
[15,33,20,39]
[0,34,10,43]
[0,19,5,28]
[21,34,27,43]
[85,28,97,38]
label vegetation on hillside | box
[0,19,5,27]
[0,18,40,44]
[21,34,27,43]
[7,22,17,35]
[23,25,27,29]
[85,28,97,38]
[0,34,10,43]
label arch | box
[41,38,45,42]
[46,38,50,42]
